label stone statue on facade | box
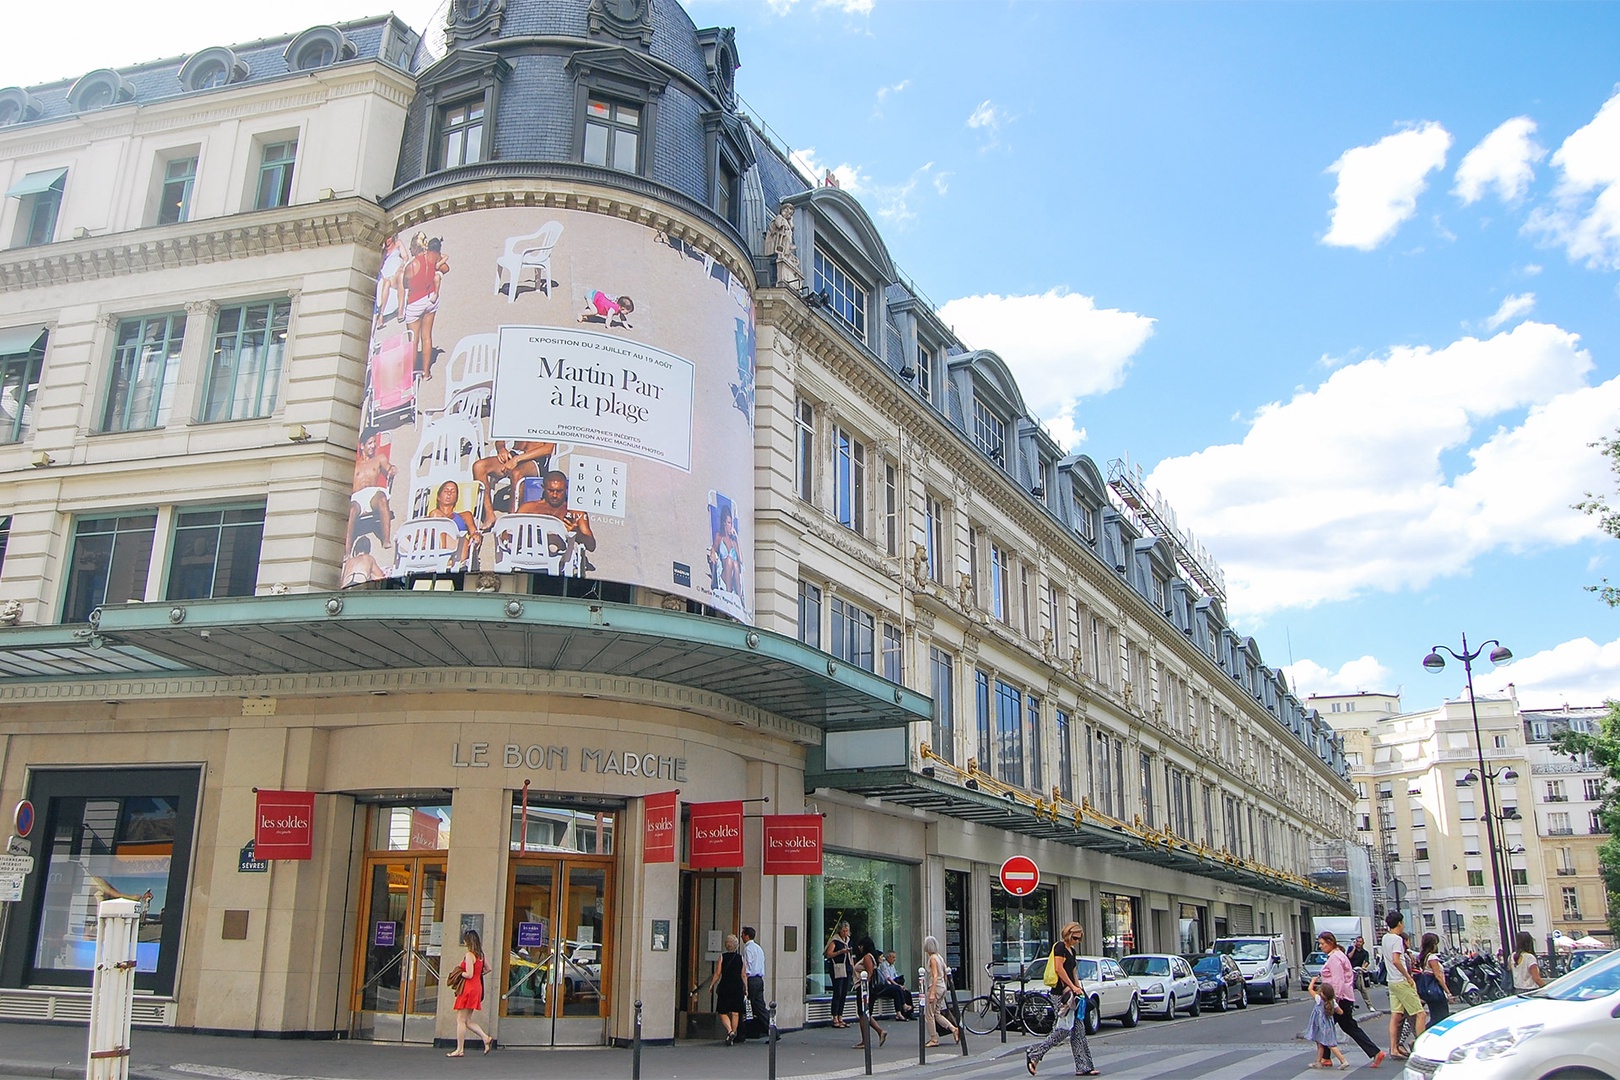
[764,203,802,289]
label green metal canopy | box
[0,592,929,734]
[4,168,65,198]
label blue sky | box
[8,0,1620,712]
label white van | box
[1211,935,1291,1003]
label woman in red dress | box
[447,929,493,1056]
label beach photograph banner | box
[342,207,755,623]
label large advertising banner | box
[342,207,756,623]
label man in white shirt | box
[1381,910,1423,1059]
[740,926,768,1040]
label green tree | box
[1552,705,1620,938]
[1576,430,1620,605]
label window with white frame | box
[102,312,185,433]
[915,343,933,401]
[254,140,297,210]
[975,670,991,769]
[1591,810,1607,833]
[165,505,265,600]
[61,512,158,623]
[437,98,486,169]
[831,423,865,533]
[990,543,1008,623]
[1026,694,1043,791]
[1562,886,1581,920]
[1549,811,1571,834]
[883,462,898,556]
[829,596,875,672]
[972,399,1006,466]
[1547,780,1567,801]
[1585,778,1605,801]
[201,299,289,422]
[812,246,867,340]
[583,96,641,173]
[795,398,814,502]
[882,622,902,684]
[1139,751,1155,828]
[9,168,65,247]
[925,493,947,584]
[796,579,822,649]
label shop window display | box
[805,851,916,998]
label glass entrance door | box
[502,857,612,1046]
[353,857,448,1042]
[678,871,739,1039]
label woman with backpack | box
[1025,923,1097,1076]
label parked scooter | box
[1444,958,1485,1007]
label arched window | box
[67,70,135,113]
[284,26,355,73]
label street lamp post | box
[1423,634,1513,964]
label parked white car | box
[1405,947,1620,1080]
[1212,935,1291,1003]
[1120,953,1201,1019]
[1074,954,1142,1033]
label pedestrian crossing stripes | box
[921,1043,1385,1080]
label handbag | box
[1043,943,1060,988]
[1415,968,1442,1001]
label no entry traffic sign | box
[999,855,1040,896]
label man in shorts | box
[1382,909,1423,1059]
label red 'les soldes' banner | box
[255,789,317,860]
[688,800,744,868]
[762,814,823,875]
[644,791,678,863]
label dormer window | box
[68,70,135,113]
[972,399,1006,467]
[285,26,355,72]
[812,246,867,340]
[0,88,44,128]
[179,47,249,92]
[584,96,641,173]
[915,343,933,402]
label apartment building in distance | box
[1524,705,1614,945]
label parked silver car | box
[1300,950,1328,990]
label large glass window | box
[930,647,954,764]
[994,679,1023,786]
[990,882,1053,973]
[157,156,196,225]
[805,851,916,998]
[795,399,815,502]
[925,494,947,583]
[202,298,289,422]
[915,344,933,402]
[583,97,640,173]
[1099,892,1139,958]
[21,176,64,246]
[881,622,902,684]
[832,424,865,533]
[166,505,265,600]
[990,544,1007,622]
[2,768,201,995]
[812,247,867,340]
[1026,695,1043,792]
[368,803,452,851]
[830,595,875,672]
[61,512,157,623]
[0,333,45,443]
[975,670,991,771]
[944,869,970,991]
[1056,709,1073,801]
[254,140,297,210]
[797,579,822,649]
[103,313,185,432]
[509,800,615,855]
[972,400,1006,467]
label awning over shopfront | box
[0,592,930,734]
[808,762,1348,908]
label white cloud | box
[1453,117,1544,205]
[1284,656,1394,698]
[874,80,909,107]
[1147,321,1618,617]
[1482,292,1535,330]
[1323,122,1453,250]
[966,100,1010,150]
[820,0,875,12]
[1525,88,1620,270]
[937,289,1155,453]
[788,147,863,194]
[1475,636,1620,707]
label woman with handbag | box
[1415,933,1454,1024]
[446,929,493,1057]
[825,922,853,1028]
[921,935,959,1047]
[1025,923,1096,1076]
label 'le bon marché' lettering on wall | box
[345,208,755,624]
[451,740,689,782]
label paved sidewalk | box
[1,1020,1029,1080]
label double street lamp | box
[1460,765,1522,954]
[1423,634,1513,962]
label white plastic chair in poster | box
[494,220,563,303]
[409,414,486,517]
[393,517,463,575]
[444,333,498,418]
[490,514,570,574]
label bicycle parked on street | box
[962,961,1056,1036]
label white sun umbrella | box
[1551,932,1576,951]
[1573,935,1608,949]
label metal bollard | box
[632,999,643,1080]
[946,967,968,1055]
[87,899,139,1080]
[918,966,929,1066]
[768,1001,778,1080]
[857,970,873,1075]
